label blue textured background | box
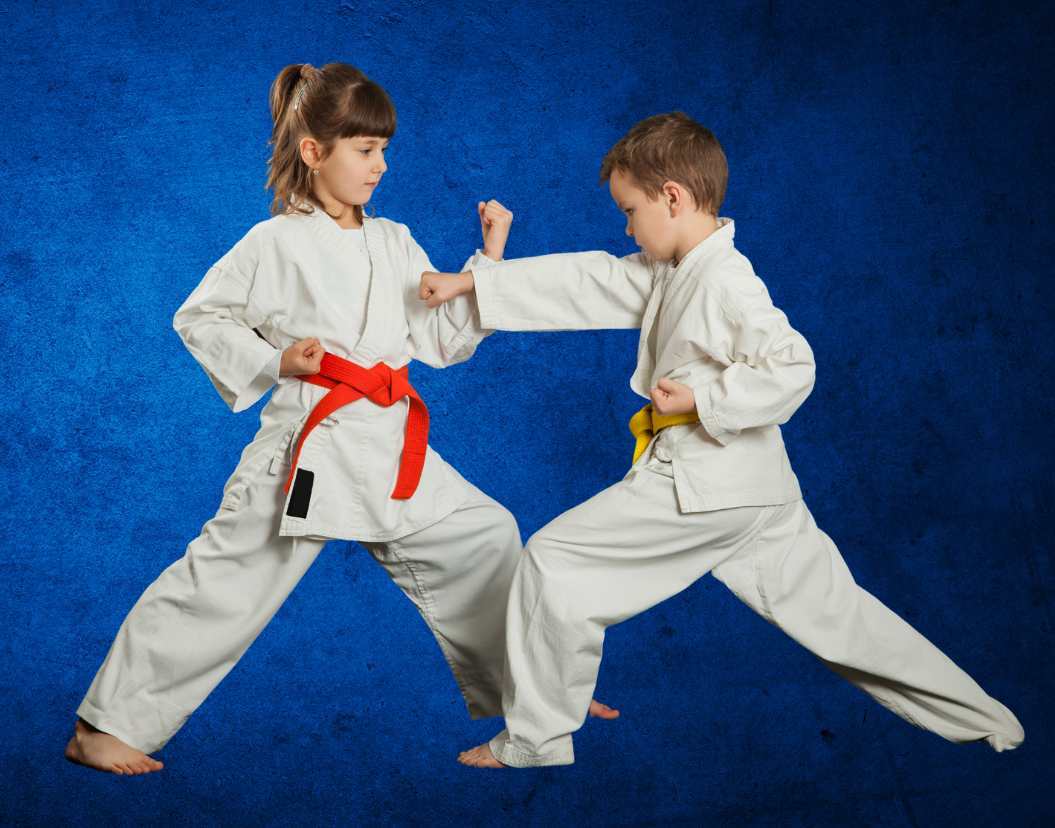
[2,0,1053,825]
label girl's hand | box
[650,378,697,416]
[280,337,325,376]
[479,200,514,262]
[419,271,475,309]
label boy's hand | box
[419,271,475,309]
[479,199,514,262]
[650,378,697,416]
[280,337,325,377]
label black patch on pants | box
[286,469,314,518]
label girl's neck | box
[323,203,363,230]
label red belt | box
[288,354,429,500]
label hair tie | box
[294,84,308,111]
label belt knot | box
[628,403,700,465]
[287,354,429,500]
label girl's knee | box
[495,506,521,550]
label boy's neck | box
[672,213,720,266]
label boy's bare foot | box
[458,742,506,768]
[64,719,163,775]
[458,700,617,769]
[589,699,620,720]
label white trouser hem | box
[76,696,180,755]
[984,729,1025,752]
[490,729,574,767]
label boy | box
[419,112,1024,768]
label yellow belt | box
[628,404,700,465]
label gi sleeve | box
[173,264,280,413]
[471,251,653,331]
[684,279,816,446]
[403,230,494,369]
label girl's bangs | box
[341,82,397,140]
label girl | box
[64,62,525,775]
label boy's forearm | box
[471,251,652,332]
[690,347,816,446]
[456,270,475,297]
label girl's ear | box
[299,136,321,169]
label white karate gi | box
[77,209,521,754]
[469,219,1024,766]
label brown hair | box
[600,112,727,216]
[267,63,397,220]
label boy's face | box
[608,170,679,262]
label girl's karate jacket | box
[471,219,815,513]
[174,208,493,541]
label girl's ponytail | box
[270,63,311,125]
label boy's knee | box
[522,528,577,580]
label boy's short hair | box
[600,112,728,216]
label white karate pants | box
[77,462,521,754]
[490,453,1024,767]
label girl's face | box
[311,135,389,218]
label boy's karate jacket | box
[174,208,493,541]
[471,219,814,512]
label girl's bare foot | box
[64,719,163,775]
[589,699,620,719]
[458,742,506,768]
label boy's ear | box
[662,181,688,217]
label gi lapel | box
[629,278,664,397]
[346,218,391,368]
[628,221,736,397]
[296,208,373,334]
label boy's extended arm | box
[421,251,654,332]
